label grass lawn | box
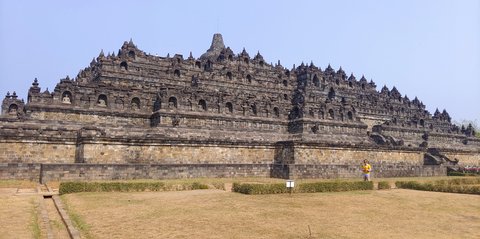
[0,180,38,189]
[0,188,40,239]
[62,188,480,239]
[1,177,477,239]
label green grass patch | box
[60,195,93,239]
[232,181,373,195]
[377,181,391,190]
[29,198,41,239]
[395,178,480,195]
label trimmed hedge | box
[395,178,480,195]
[232,181,373,195]
[377,181,391,190]
[447,171,478,177]
[296,181,373,193]
[59,181,209,195]
[435,178,480,185]
[232,183,288,195]
[191,182,209,190]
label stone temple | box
[1,34,479,182]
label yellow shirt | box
[362,164,371,174]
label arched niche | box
[97,94,108,107]
[62,91,72,104]
[131,97,141,110]
[198,99,207,111]
[168,97,178,108]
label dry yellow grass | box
[0,180,38,189]
[62,188,480,239]
[0,188,39,239]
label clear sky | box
[1,0,479,123]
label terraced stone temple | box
[1,34,479,182]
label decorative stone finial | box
[32,78,39,87]
[200,33,226,60]
[209,33,225,52]
[337,67,346,79]
[325,64,334,74]
[381,85,389,94]
[348,73,356,81]
[359,75,367,82]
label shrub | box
[232,182,288,195]
[297,181,373,193]
[447,171,466,176]
[59,182,87,195]
[60,181,168,194]
[232,181,373,195]
[377,181,391,190]
[395,179,480,195]
[395,181,420,190]
[448,167,480,176]
[211,182,225,190]
[444,178,480,185]
[190,182,209,190]
[447,171,477,177]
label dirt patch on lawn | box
[63,189,480,239]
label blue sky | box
[0,0,479,123]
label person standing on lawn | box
[362,160,372,181]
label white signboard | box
[286,180,295,188]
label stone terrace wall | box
[288,164,446,179]
[443,151,480,166]
[0,142,76,163]
[0,162,446,183]
[0,119,79,163]
[29,110,149,127]
[293,146,424,165]
[39,163,274,183]
[0,163,41,181]
[80,143,276,164]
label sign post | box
[286,180,295,194]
